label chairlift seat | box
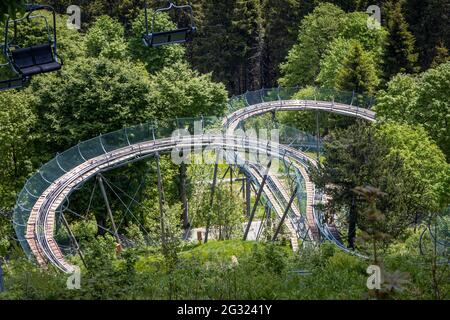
[144,27,195,47]
[11,43,61,77]
[0,77,26,91]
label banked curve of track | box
[17,94,376,273]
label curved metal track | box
[16,94,376,273]
[224,99,376,133]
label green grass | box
[136,240,291,272]
[180,240,265,262]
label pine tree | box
[261,0,302,88]
[430,42,450,68]
[383,0,418,80]
[188,0,242,94]
[0,0,25,21]
[336,42,379,95]
[404,0,450,69]
[232,0,264,92]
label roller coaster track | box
[14,89,376,273]
[224,99,376,133]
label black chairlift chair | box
[142,1,197,47]
[3,3,62,82]
[0,76,28,92]
[0,56,28,92]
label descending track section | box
[224,88,376,257]
[14,87,376,273]
[26,135,319,272]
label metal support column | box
[155,153,166,249]
[220,166,230,183]
[180,162,189,231]
[230,165,233,193]
[273,186,299,242]
[242,175,246,215]
[205,151,219,243]
[0,259,4,293]
[256,205,268,241]
[316,111,321,163]
[243,159,272,240]
[245,176,251,217]
[61,211,88,269]
[267,205,272,236]
[97,175,122,247]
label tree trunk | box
[95,213,106,236]
[348,198,357,249]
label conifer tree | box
[261,0,302,87]
[430,42,450,68]
[383,1,418,80]
[188,0,241,93]
[232,0,264,92]
[0,0,25,21]
[336,42,379,95]
[404,0,450,69]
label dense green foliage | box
[335,42,380,95]
[382,1,419,80]
[0,0,25,22]
[0,0,448,301]
[279,3,347,87]
[2,0,449,92]
[1,236,448,299]
[311,122,449,248]
[375,62,450,160]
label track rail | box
[224,99,376,133]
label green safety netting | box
[227,87,376,115]
[15,87,363,257]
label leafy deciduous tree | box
[376,62,450,160]
[279,3,346,87]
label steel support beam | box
[60,210,88,269]
[230,165,233,193]
[241,176,246,216]
[220,166,230,183]
[316,110,320,163]
[243,159,272,241]
[273,186,299,242]
[205,151,219,243]
[245,176,251,217]
[179,163,189,230]
[0,260,4,293]
[155,153,166,249]
[97,175,122,247]
[256,205,269,241]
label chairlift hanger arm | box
[10,13,53,43]
[144,0,195,34]
[1,3,62,80]
[4,3,59,57]
[156,2,194,13]
[152,2,195,28]
[25,4,55,13]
